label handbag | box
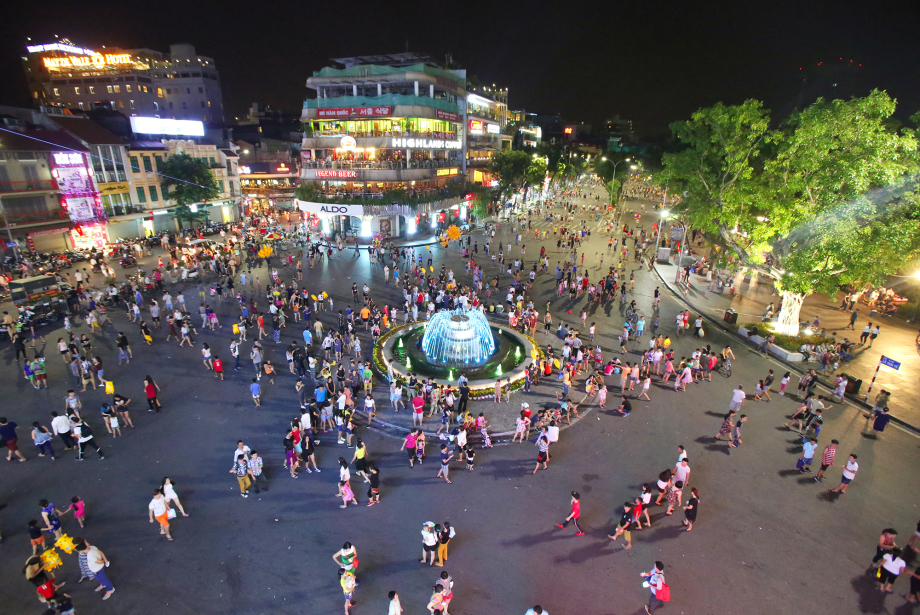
[167,508,177,519]
[658,582,671,601]
[795,458,806,469]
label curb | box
[650,265,920,436]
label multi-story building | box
[239,161,300,215]
[126,137,240,236]
[23,39,224,123]
[465,85,508,186]
[299,53,471,239]
[0,119,108,253]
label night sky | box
[2,0,918,135]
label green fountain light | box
[496,365,503,376]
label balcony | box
[2,209,69,227]
[302,94,462,122]
[301,159,461,182]
[302,130,460,152]
[0,180,57,193]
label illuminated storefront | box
[239,161,299,214]
[50,151,107,248]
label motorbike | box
[120,255,138,268]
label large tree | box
[665,91,920,331]
[159,153,220,229]
[489,150,547,202]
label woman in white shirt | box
[879,548,907,592]
[161,477,189,517]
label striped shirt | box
[822,445,837,466]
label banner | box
[295,200,365,216]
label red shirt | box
[37,580,56,599]
[571,500,581,519]
[145,383,156,399]
[412,396,424,413]
[213,359,223,372]
[822,445,836,465]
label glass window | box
[148,186,158,202]
[113,85,121,93]
[209,157,215,165]
[89,86,95,94]
[126,85,132,93]
[107,85,113,93]
[142,156,152,172]
[136,186,147,203]
[129,156,139,172]
[74,87,81,95]
[200,101,205,108]
[161,184,169,197]
[129,100,135,109]
[157,88,164,98]
[53,87,60,97]
[154,155,163,171]
[198,87,203,93]
[166,88,171,94]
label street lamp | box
[601,157,630,222]
[654,209,670,257]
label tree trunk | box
[776,291,806,335]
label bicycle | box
[719,358,732,378]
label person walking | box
[75,538,115,600]
[436,521,454,567]
[72,416,104,460]
[641,561,670,613]
[682,488,700,532]
[161,477,189,517]
[230,454,252,497]
[728,385,746,411]
[148,489,174,541]
[437,444,454,484]
[0,417,28,462]
[729,415,748,449]
[144,376,162,413]
[829,454,859,494]
[715,411,735,442]
[556,491,585,536]
[879,548,907,592]
[608,502,634,550]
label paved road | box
[1,185,918,615]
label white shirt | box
[457,430,467,448]
[233,445,251,462]
[148,496,168,518]
[547,425,560,443]
[525,610,549,615]
[842,460,858,480]
[84,545,105,572]
[731,389,746,403]
[421,528,437,546]
[51,415,72,435]
[677,450,688,462]
[673,464,691,484]
[882,554,906,575]
[388,597,402,615]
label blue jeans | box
[37,441,55,457]
[92,566,114,591]
[118,349,130,362]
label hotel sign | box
[391,138,462,150]
[436,110,459,122]
[314,170,358,178]
[317,106,392,118]
[43,53,134,69]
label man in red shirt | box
[815,439,838,483]
[556,491,585,536]
[412,395,425,427]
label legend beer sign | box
[391,138,462,150]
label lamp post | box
[654,209,670,261]
[601,156,631,226]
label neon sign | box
[53,152,85,166]
[390,138,462,150]
[339,136,357,150]
[315,170,357,178]
[43,53,134,69]
[275,163,291,173]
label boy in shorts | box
[607,502,634,550]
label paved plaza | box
[2,186,919,615]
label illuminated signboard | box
[390,138,462,150]
[130,116,205,137]
[486,123,501,134]
[469,120,484,135]
[315,170,358,178]
[340,136,357,150]
[97,181,130,195]
[317,106,392,118]
[64,197,97,222]
[436,109,459,122]
[564,127,574,134]
[55,167,92,193]
[436,168,459,177]
[43,53,134,69]
[275,163,291,173]
[239,166,252,175]
[28,43,95,55]
[53,152,85,166]
[71,223,108,250]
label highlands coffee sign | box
[295,200,365,216]
[390,138,462,150]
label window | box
[142,156,152,172]
[182,102,187,109]
[168,102,173,109]
[186,88,191,94]
[161,184,169,197]
[129,156,139,172]
[118,101,124,109]
[154,155,163,170]
[74,86,81,95]
[107,85,113,93]
[78,102,84,110]
[129,100,135,109]
[136,186,147,203]
[22,165,39,181]
[148,186,158,202]
[157,88,164,98]
[126,85,132,93]
[113,85,121,93]
[4,195,48,214]
[200,101,205,108]
[153,102,159,110]
[198,87,203,93]
[166,88,171,94]
[53,87,60,97]
[207,100,211,108]
[89,86,95,94]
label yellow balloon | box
[311,294,317,301]
[553,359,561,369]
[430,266,434,272]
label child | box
[779,372,791,395]
[213,355,224,380]
[465,445,475,471]
[66,496,86,528]
[337,480,358,508]
[753,380,764,401]
[598,385,608,408]
[28,519,46,554]
[105,406,120,438]
[415,429,426,464]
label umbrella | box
[264,233,280,240]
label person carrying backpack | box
[641,560,671,613]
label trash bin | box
[723,309,738,324]
[840,373,862,395]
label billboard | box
[130,116,205,137]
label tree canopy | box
[159,153,220,228]
[489,150,547,201]
[663,90,920,326]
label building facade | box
[23,40,224,123]
[299,53,472,239]
[465,86,508,186]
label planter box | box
[738,326,750,338]
[769,346,804,362]
[750,334,765,346]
